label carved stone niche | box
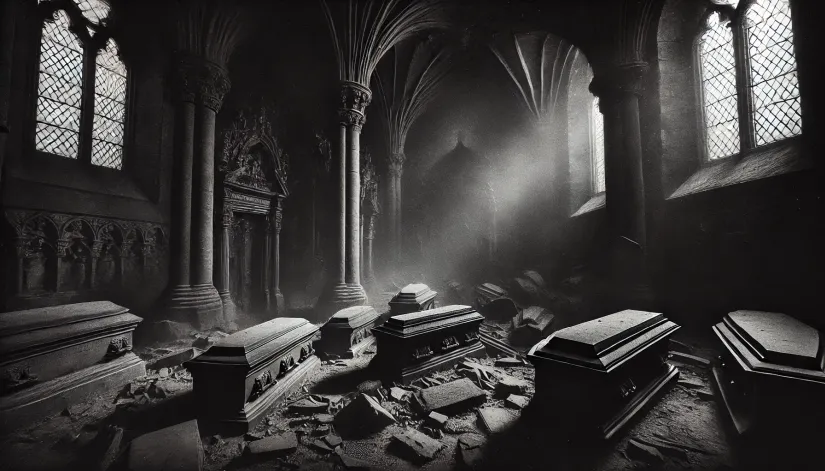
[184,317,320,434]
[0,301,145,433]
[712,311,825,440]
[388,283,438,316]
[317,306,381,359]
[371,305,485,385]
[527,310,680,440]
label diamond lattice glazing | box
[91,38,127,170]
[746,0,801,146]
[700,12,740,160]
[591,98,606,194]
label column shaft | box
[171,101,195,286]
[191,105,217,285]
[345,125,361,284]
[272,204,283,314]
[336,123,347,285]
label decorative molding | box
[174,53,231,111]
[340,81,372,113]
[221,106,289,196]
[388,152,405,178]
[589,62,649,105]
[105,336,132,360]
[337,109,366,130]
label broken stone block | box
[456,360,501,390]
[505,394,529,410]
[323,434,342,448]
[314,413,334,424]
[312,424,331,436]
[477,298,519,322]
[426,411,449,428]
[356,379,383,395]
[522,270,546,290]
[627,438,665,463]
[310,439,333,453]
[413,378,486,415]
[148,348,202,371]
[477,407,518,434]
[98,425,124,471]
[495,375,529,396]
[290,396,330,414]
[668,338,695,354]
[392,428,444,461]
[185,318,320,433]
[245,431,265,441]
[474,283,508,308]
[494,357,526,368]
[390,386,411,402]
[317,306,380,359]
[335,447,373,469]
[246,431,298,457]
[127,419,203,471]
[458,433,485,449]
[333,393,396,438]
[668,351,712,367]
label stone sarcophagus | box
[0,301,145,433]
[184,317,320,434]
[712,311,825,438]
[317,306,380,358]
[527,310,680,440]
[372,305,485,384]
[389,283,438,316]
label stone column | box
[263,213,273,312]
[164,54,229,328]
[363,210,377,285]
[320,81,370,314]
[240,218,253,311]
[271,198,284,314]
[387,153,404,263]
[590,62,654,309]
[216,206,235,323]
[0,0,16,185]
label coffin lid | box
[323,306,379,330]
[390,284,437,304]
[187,317,318,369]
[528,310,679,372]
[0,301,133,337]
[714,311,824,381]
[374,305,482,337]
[476,283,506,295]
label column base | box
[164,284,225,330]
[316,282,367,321]
[219,290,236,327]
[275,291,285,316]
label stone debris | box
[314,413,335,424]
[477,407,518,434]
[477,297,519,322]
[651,431,712,454]
[127,419,203,471]
[414,378,487,414]
[495,375,530,396]
[505,394,529,409]
[392,428,445,461]
[426,411,449,428]
[455,360,501,390]
[333,393,396,437]
[458,433,485,449]
[97,425,124,471]
[668,351,712,367]
[627,438,665,463]
[147,382,167,399]
[245,431,298,457]
[335,447,373,469]
[457,433,485,469]
[668,338,695,354]
[312,424,331,436]
[510,306,554,346]
[191,330,228,350]
[289,395,330,414]
[245,431,265,441]
[310,439,334,453]
[390,386,411,402]
[323,434,343,448]
[356,379,383,394]
[494,357,526,368]
[148,348,201,371]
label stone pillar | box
[271,198,284,314]
[388,153,404,263]
[216,206,235,323]
[0,0,16,185]
[263,213,273,312]
[590,62,654,309]
[164,54,229,328]
[363,210,377,285]
[320,81,370,314]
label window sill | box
[668,139,811,200]
[571,193,606,217]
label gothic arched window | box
[34,0,128,170]
[697,0,800,161]
[590,98,606,194]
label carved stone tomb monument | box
[184,317,320,434]
[712,310,825,438]
[372,305,485,384]
[388,283,438,316]
[317,305,380,358]
[0,301,145,433]
[527,309,680,440]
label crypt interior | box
[0,0,823,470]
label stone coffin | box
[317,306,380,358]
[527,310,680,440]
[0,301,145,433]
[389,284,438,316]
[372,305,485,384]
[711,311,825,438]
[184,317,320,434]
[474,283,507,309]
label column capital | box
[338,109,366,131]
[388,152,405,178]
[220,205,233,228]
[174,53,231,111]
[338,81,371,129]
[589,62,649,109]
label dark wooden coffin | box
[389,283,438,316]
[0,301,145,433]
[527,310,680,440]
[372,305,485,384]
[317,306,380,358]
[184,317,320,434]
[711,310,825,438]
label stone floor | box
[1,324,750,471]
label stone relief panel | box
[2,209,169,309]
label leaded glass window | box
[745,0,801,146]
[697,0,801,161]
[699,12,739,160]
[34,0,127,170]
[591,98,606,194]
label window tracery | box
[591,98,606,194]
[34,0,127,170]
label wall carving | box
[2,209,168,307]
[221,106,289,196]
